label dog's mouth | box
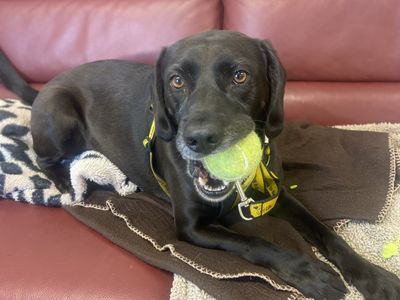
[188,160,235,202]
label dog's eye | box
[170,75,185,89]
[233,70,248,84]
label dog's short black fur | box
[1,31,399,299]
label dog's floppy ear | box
[258,40,286,139]
[153,48,177,141]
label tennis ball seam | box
[236,144,249,172]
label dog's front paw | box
[282,258,347,299]
[349,263,400,300]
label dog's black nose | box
[183,124,223,154]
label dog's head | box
[153,30,286,202]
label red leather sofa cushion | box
[285,82,400,124]
[0,84,43,99]
[0,0,221,83]
[223,0,400,82]
[0,200,172,300]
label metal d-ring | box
[235,181,254,221]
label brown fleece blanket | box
[65,122,393,299]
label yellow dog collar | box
[144,119,280,220]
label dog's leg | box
[270,188,400,299]
[31,90,85,193]
[176,210,347,299]
[166,174,347,299]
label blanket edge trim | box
[69,198,307,299]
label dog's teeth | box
[223,180,230,185]
[204,185,213,191]
[200,182,229,193]
[206,185,225,192]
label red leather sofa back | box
[223,0,400,82]
[1,0,399,83]
[0,0,399,124]
[0,0,221,82]
[223,0,400,81]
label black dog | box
[1,31,399,299]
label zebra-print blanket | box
[0,98,137,206]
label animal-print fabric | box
[0,98,137,206]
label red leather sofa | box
[1,1,399,299]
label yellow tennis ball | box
[203,131,262,181]
[381,242,399,259]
